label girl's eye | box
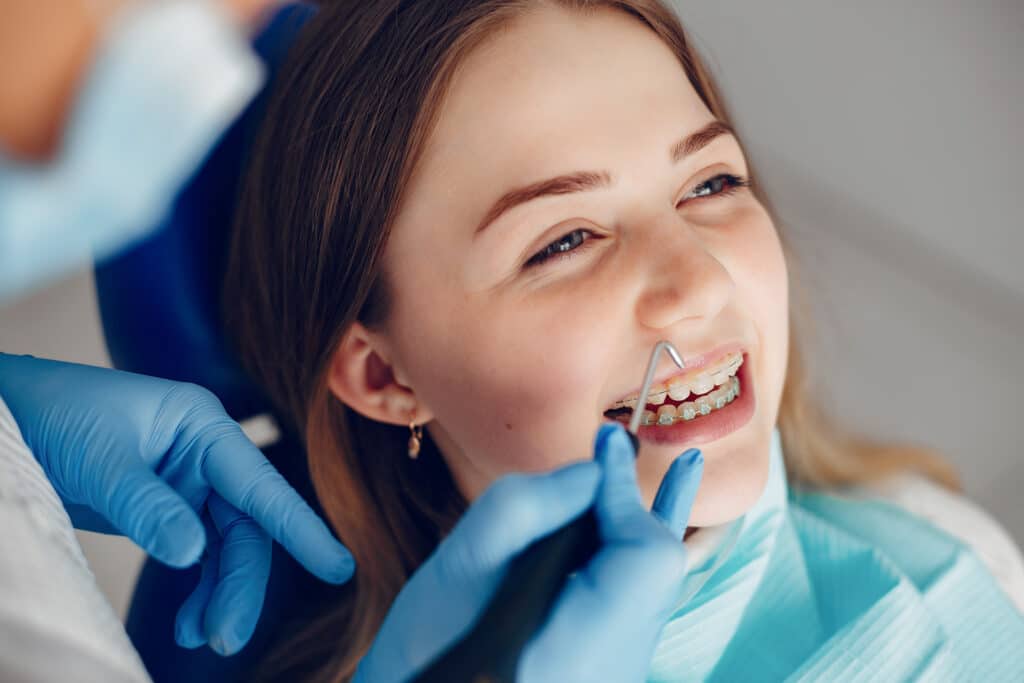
[678,172,749,204]
[524,172,749,270]
[524,228,597,269]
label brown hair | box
[224,1,960,679]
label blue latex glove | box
[353,422,703,682]
[0,353,355,656]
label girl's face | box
[360,5,788,525]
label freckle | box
[505,422,513,430]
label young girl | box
[222,0,1024,680]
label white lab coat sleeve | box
[846,472,1024,616]
[0,394,152,683]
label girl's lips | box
[609,354,756,449]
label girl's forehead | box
[411,6,710,205]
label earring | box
[407,414,423,459]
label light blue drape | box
[649,429,1024,681]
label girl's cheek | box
[726,205,785,289]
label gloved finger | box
[650,448,704,539]
[590,422,655,543]
[99,461,206,567]
[202,493,272,656]
[586,422,692,610]
[432,460,602,583]
[522,425,692,681]
[589,425,695,578]
[175,514,220,649]
[195,422,355,584]
[361,461,602,681]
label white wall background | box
[0,0,1020,621]
[672,0,1023,546]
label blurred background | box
[1,0,1021,620]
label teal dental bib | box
[648,429,1024,681]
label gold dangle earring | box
[407,409,423,459]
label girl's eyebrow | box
[473,119,734,237]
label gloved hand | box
[0,353,355,656]
[353,421,703,682]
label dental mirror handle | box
[412,341,682,683]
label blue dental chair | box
[94,5,335,681]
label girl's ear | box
[326,322,432,426]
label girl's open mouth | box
[603,352,756,447]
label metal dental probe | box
[414,340,687,683]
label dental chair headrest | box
[94,3,316,422]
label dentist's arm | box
[0,0,283,161]
[0,353,355,656]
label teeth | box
[610,375,741,427]
[647,388,668,406]
[691,374,715,396]
[724,378,736,402]
[610,351,743,410]
[667,380,690,401]
[695,395,713,415]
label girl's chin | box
[638,426,772,528]
[690,443,771,527]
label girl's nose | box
[632,219,735,331]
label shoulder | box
[840,472,1024,615]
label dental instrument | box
[414,340,687,682]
